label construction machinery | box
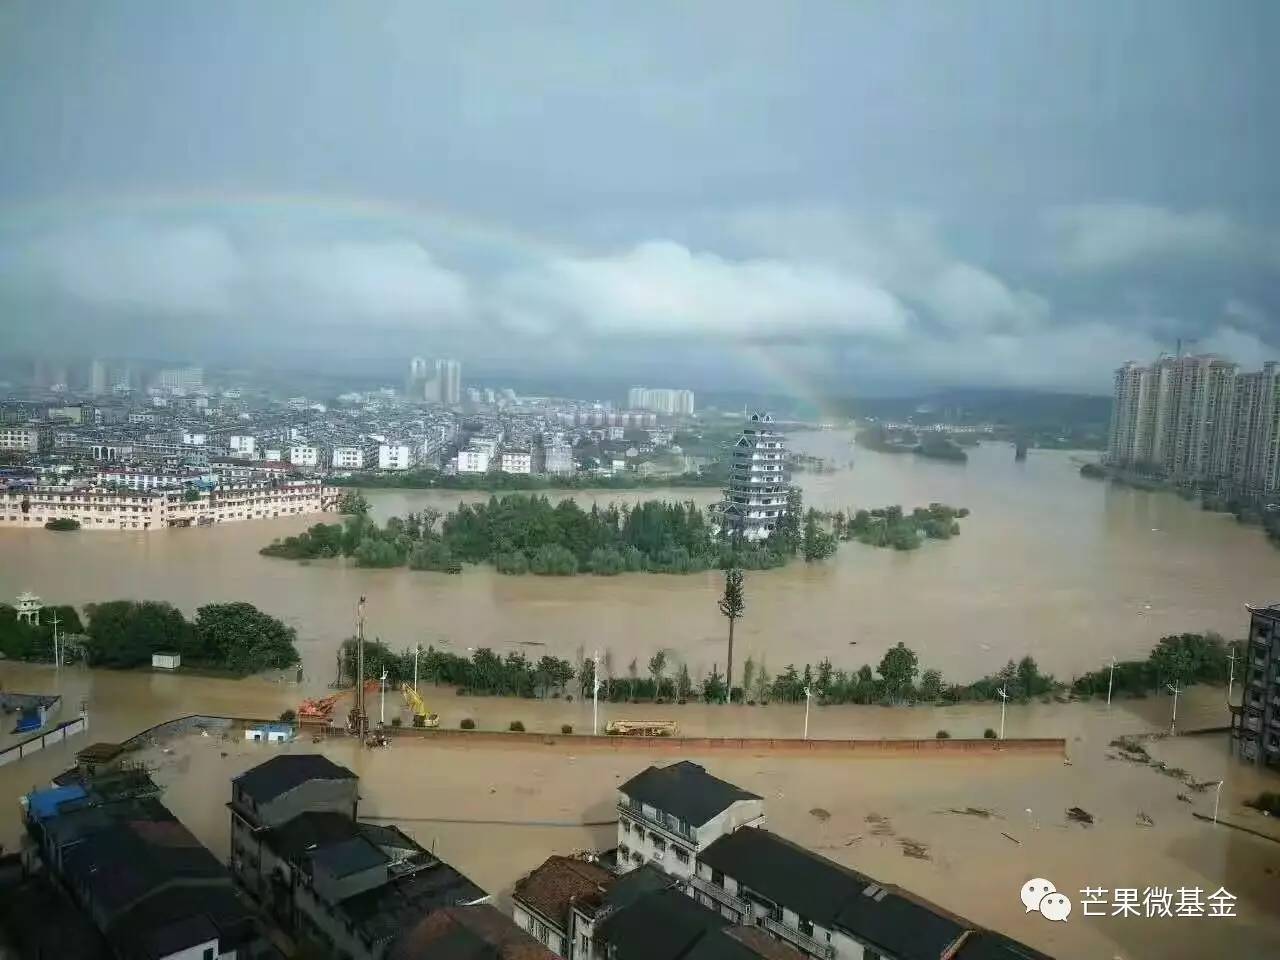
[401,684,440,728]
[604,719,678,737]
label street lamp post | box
[413,644,421,694]
[380,668,388,726]
[1106,656,1117,707]
[50,611,62,669]
[1213,779,1224,825]
[803,686,812,740]
[1167,681,1181,735]
[997,686,1009,740]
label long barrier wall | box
[380,726,1067,755]
[0,715,88,767]
[49,712,1067,759]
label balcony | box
[761,916,836,959]
[688,875,751,918]
[617,801,696,843]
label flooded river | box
[4,431,1278,690]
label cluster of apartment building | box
[510,760,1047,960]
[1232,602,1280,769]
[627,387,696,417]
[1107,355,1280,495]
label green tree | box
[675,662,693,701]
[753,658,771,703]
[877,642,919,703]
[194,602,301,673]
[337,490,371,515]
[84,600,192,668]
[741,656,756,702]
[802,510,837,562]
[648,650,667,699]
[702,665,727,703]
[918,668,944,701]
[718,568,746,703]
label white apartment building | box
[331,445,369,470]
[228,435,257,458]
[627,387,695,416]
[182,431,208,446]
[289,444,321,468]
[457,449,491,473]
[615,761,765,880]
[93,468,208,491]
[500,451,533,474]
[543,444,574,476]
[377,443,418,471]
[0,426,44,453]
[0,480,335,531]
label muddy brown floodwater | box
[4,431,1280,694]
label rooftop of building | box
[232,752,357,804]
[618,761,761,827]
[512,855,614,928]
[389,904,556,960]
[107,885,259,960]
[339,858,488,947]
[699,828,876,926]
[953,930,1055,960]
[0,869,111,960]
[833,882,969,960]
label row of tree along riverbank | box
[328,465,728,491]
[336,628,1235,709]
[1080,462,1280,549]
[261,491,967,573]
[0,599,299,674]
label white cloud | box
[1044,203,1262,271]
[492,239,913,340]
[12,219,471,330]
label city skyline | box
[2,3,1278,394]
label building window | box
[581,934,590,956]
[674,847,690,865]
[621,820,630,835]
[712,869,724,888]
[799,918,815,937]
[203,950,214,960]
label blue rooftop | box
[27,785,87,821]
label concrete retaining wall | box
[380,726,1066,755]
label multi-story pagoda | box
[720,412,790,541]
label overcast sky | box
[2,1,1278,394]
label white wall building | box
[500,451,533,474]
[331,445,369,470]
[615,761,765,880]
[457,449,491,474]
[377,443,418,471]
[0,426,44,452]
[543,444,574,476]
[228,435,257,458]
[182,431,208,446]
[289,444,321,468]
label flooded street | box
[4,432,1279,693]
[3,657,1277,960]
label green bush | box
[494,550,530,575]
[935,729,951,739]
[983,727,997,739]
[460,718,476,730]
[529,544,578,576]
[279,709,297,722]
[44,518,80,531]
[561,724,573,735]
[509,720,525,732]
[390,716,402,728]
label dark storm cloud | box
[1,0,1277,391]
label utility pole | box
[49,611,61,669]
[1226,648,1238,707]
[1167,680,1181,735]
[1106,656,1117,708]
[414,644,421,694]
[997,686,1009,740]
[356,596,367,743]
[803,686,812,740]
[380,668,388,727]
[592,650,601,736]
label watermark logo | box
[1021,878,1072,922]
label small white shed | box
[151,651,181,671]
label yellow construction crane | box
[401,683,440,728]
